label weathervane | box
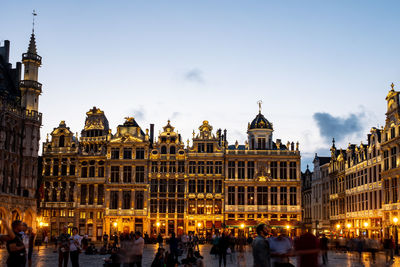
[257,100,263,114]
[32,10,37,33]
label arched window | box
[161,146,167,154]
[170,146,176,154]
[59,135,65,147]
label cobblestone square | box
[1,244,400,267]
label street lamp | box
[364,222,369,237]
[346,223,352,238]
[336,224,341,230]
[394,217,399,255]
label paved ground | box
[1,244,400,266]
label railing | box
[20,80,42,91]
[22,52,42,63]
[226,149,300,156]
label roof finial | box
[332,138,336,148]
[391,82,395,91]
[32,10,37,34]
[257,100,263,114]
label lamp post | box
[364,222,369,237]
[346,223,351,238]
[156,222,160,235]
[240,223,245,237]
[197,222,202,236]
[394,217,399,255]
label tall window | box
[178,161,185,173]
[135,166,145,183]
[80,184,87,205]
[98,166,104,177]
[69,182,75,202]
[188,200,196,214]
[290,187,297,205]
[81,166,87,178]
[289,162,297,179]
[271,187,278,205]
[247,187,255,205]
[168,200,176,213]
[169,161,176,173]
[177,199,184,213]
[122,191,131,209]
[228,187,236,205]
[123,148,132,159]
[215,161,223,174]
[384,150,389,171]
[110,191,118,209]
[177,180,185,193]
[189,161,196,174]
[53,159,59,176]
[159,199,167,213]
[136,147,145,159]
[111,148,120,159]
[198,143,205,153]
[280,162,287,179]
[391,147,397,169]
[135,191,144,209]
[228,161,235,179]
[197,180,205,193]
[151,162,158,173]
[393,179,398,203]
[150,179,158,193]
[161,146,167,154]
[215,200,222,214]
[189,180,196,193]
[198,162,205,174]
[206,161,213,174]
[159,179,167,192]
[384,180,390,204]
[168,180,176,193]
[123,166,132,183]
[238,161,245,179]
[111,166,119,183]
[88,185,94,204]
[215,180,222,193]
[97,184,104,205]
[280,187,287,205]
[206,143,213,153]
[169,146,176,154]
[238,186,245,205]
[257,186,268,205]
[150,199,157,213]
[258,138,266,149]
[247,161,254,179]
[206,180,213,193]
[59,135,65,147]
[270,162,278,179]
[160,162,167,173]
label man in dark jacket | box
[252,223,271,267]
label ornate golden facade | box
[40,107,302,239]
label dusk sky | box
[2,1,400,170]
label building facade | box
[0,34,42,232]
[301,166,312,230]
[39,107,302,238]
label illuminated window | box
[79,212,86,219]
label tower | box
[247,100,274,149]
[20,32,42,113]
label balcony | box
[20,80,42,92]
[22,52,42,63]
[41,202,76,208]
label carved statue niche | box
[255,162,271,182]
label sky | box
[2,0,400,170]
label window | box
[189,161,196,174]
[98,166,104,177]
[215,161,222,174]
[122,191,131,209]
[280,162,287,179]
[257,186,268,205]
[123,166,132,183]
[161,146,167,154]
[206,161,213,174]
[206,143,213,153]
[198,161,205,174]
[136,148,145,159]
[215,180,222,193]
[197,200,204,214]
[280,187,287,205]
[88,185,94,204]
[214,200,222,214]
[169,146,176,154]
[188,200,196,214]
[271,187,278,205]
[135,191,144,209]
[289,162,297,179]
[198,143,205,153]
[177,199,184,213]
[247,161,254,179]
[393,179,398,203]
[228,187,236,205]
[151,162,158,173]
[135,166,145,183]
[228,161,235,179]
[168,179,176,193]
[290,187,297,205]
[247,187,255,205]
[159,199,167,213]
[111,166,119,183]
[61,162,67,176]
[150,179,158,192]
[111,148,120,159]
[197,180,205,193]
[150,199,157,213]
[69,182,75,202]
[391,147,397,169]
[238,161,245,179]
[160,162,167,173]
[270,162,277,179]
[60,210,66,217]
[123,148,132,159]
[110,191,119,209]
[68,210,74,217]
[80,184,87,205]
[238,186,245,205]
[98,184,104,205]
[178,161,185,173]
[168,200,175,213]
[177,180,185,193]
[79,212,86,219]
[53,159,59,176]
[258,138,266,149]
[59,135,65,147]
[169,161,176,173]
[384,150,389,171]
[81,166,87,178]
[206,180,213,193]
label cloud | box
[129,108,145,120]
[171,112,181,119]
[313,112,365,143]
[184,68,204,83]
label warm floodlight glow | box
[156,222,160,227]
[240,224,245,229]
[364,222,368,227]
[394,217,398,224]
[346,223,351,229]
[336,224,340,229]
[197,222,202,227]
[113,222,118,227]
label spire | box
[257,100,263,114]
[27,33,37,54]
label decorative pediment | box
[110,133,143,143]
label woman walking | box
[69,227,81,267]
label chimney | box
[150,124,154,144]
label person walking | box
[294,226,319,267]
[157,233,163,248]
[319,234,329,265]
[103,232,109,249]
[4,220,26,267]
[27,227,36,267]
[132,231,144,267]
[217,232,229,267]
[57,225,71,267]
[269,231,292,267]
[169,232,179,261]
[252,223,271,267]
[69,227,81,267]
